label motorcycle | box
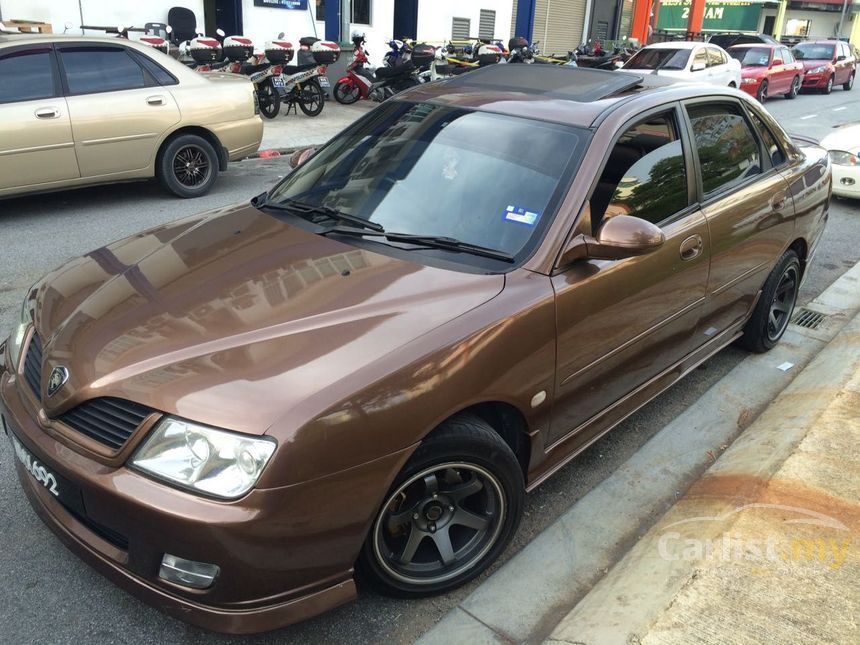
[334,33,420,104]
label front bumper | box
[831,164,860,199]
[0,338,411,633]
[739,80,761,97]
[801,73,829,89]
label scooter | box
[333,38,419,104]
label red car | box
[729,44,804,102]
[792,40,856,94]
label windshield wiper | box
[320,226,515,263]
[255,196,385,232]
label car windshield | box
[267,102,586,265]
[623,48,691,70]
[730,47,771,66]
[793,43,835,60]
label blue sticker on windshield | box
[503,205,541,227]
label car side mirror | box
[773,58,783,66]
[558,215,665,266]
[289,146,317,169]
[837,55,846,61]
[691,62,706,72]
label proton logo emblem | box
[47,366,69,397]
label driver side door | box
[549,105,711,446]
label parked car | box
[819,125,860,198]
[792,39,856,94]
[2,65,829,633]
[0,34,263,199]
[728,44,804,102]
[621,41,741,87]
[708,32,780,50]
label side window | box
[782,48,794,64]
[750,112,786,167]
[692,48,708,69]
[130,51,178,86]
[687,103,762,197]
[590,112,689,230]
[707,47,725,66]
[0,48,56,103]
[59,46,148,95]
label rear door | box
[56,43,180,178]
[706,46,730,85]
[0,44,79,193]
[683,98,795,336]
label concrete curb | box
[417,261,860,644]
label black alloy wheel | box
[172,145,211,188]
[766,263,799,343]
[258,80,281,119]
[739,249,801,353]
[298,78,325,116]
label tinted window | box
[730,47,770,66]
[793,43,835,60]
[268,102,585,264]
[624,48,691,70]
[60,47,147,94]
[591,113,688,228]
[750,112,786,167]
[131,50,178,85]
[0,49,55,103]
[687,104,762,197]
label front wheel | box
[257,80,280,119]
[785,75,800,99]
[298,78,325,116]
[756,79,768,103]
[333,79,360,104]
[738,249,800,353]
[823,75,834,95]
[358,415,524,596]
[844,72,855,91]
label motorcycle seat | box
[280,63,319,74]
[241,62,271,74]
[374,62,415,80]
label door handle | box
[680,234,703,261]
[771,192,787,212]
[34,107,60,119]
[146,95,166,106]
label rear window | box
[729,47,771,67]
[624,48,691,71]
[793,43,835,60]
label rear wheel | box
[844,72,855,91]
[298,78,325,116]
[738,250,800,353]
[156,134,218,198]
[785,75,800,99]
[756,79,768,102]
[823,75,834,95]
[258,80,280,119]
[358,414,524,596]
[333,79,360,104]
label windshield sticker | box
[503,205,541,227]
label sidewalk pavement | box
[257,101,373,153]
[419,261,860,645]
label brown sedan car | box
[1,66,829,633]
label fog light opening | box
[159,554,220,589]
[840,177,855,186]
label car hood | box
[799,59,833,71]
[35,204,505,435]
[819,125,860,152]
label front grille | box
[22,333,43,397]
[58,398,154,450]
[21,334,155,450]
[62,502,129,550]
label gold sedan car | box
[0,34,263,198]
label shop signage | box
[657,0,766,33]
[253,0,308,9]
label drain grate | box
[792,308,827,330]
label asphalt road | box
[0,90,858,645]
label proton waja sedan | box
[1,66,829,633]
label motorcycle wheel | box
[258,80,280,119]
[298,78,325,116]
[334,80,360,105]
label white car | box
[621,41,741,87]
[820,126,860,198]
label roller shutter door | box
[533,0,587,57]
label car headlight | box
[741,77,758,84]
[8,291,34,370]
[828,150,860,166]
[809,66,827,74]
[131,417,277,499]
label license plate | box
[318,76,331,88]
[7,423,86,515]
[272,75,286,88]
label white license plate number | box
[318,76,331,88]
[10,433,60,497]
[272,75,286,88]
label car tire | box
[785,75,800,99]
[843,72,855,91]
[756,79,768,102]
[738,249,800,353]
[357,414,524,597]
[156,134,219,199]
[823,75,833,95]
